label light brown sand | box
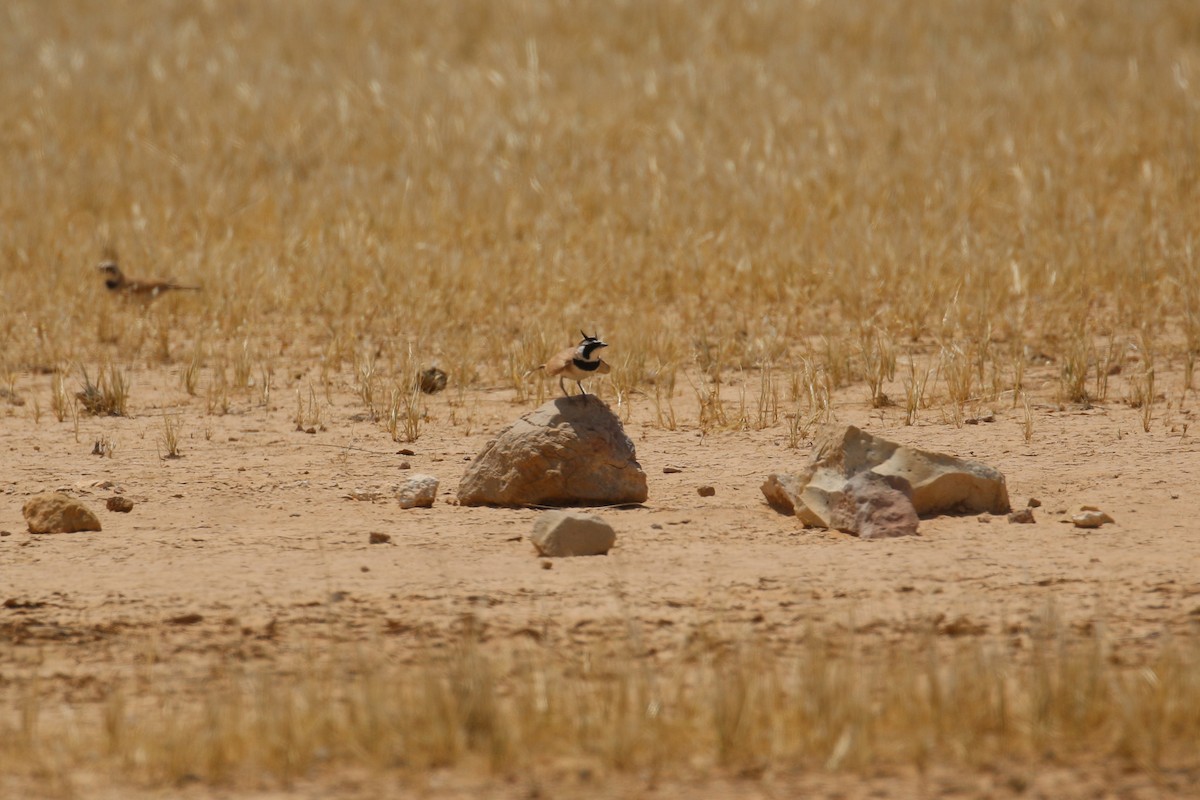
[3,364,1200,798]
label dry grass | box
[1,0,1197,424]
[2,617,1199,789]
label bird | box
[529,331,612,397]
[96,257,200,302]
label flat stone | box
[530,511,616,557]
[1072,510,1114,528]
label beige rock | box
[531,511,616,557]
[395,474,439,509]
[23,493,102,534]
[767,425,1010,527]
[1072,510,1114,528]
[458,397,648,507]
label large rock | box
[531,511,616,557]
[828,472,919,540]
[457,397,648,507]
[23,493,102,534]
[764,425,1010,527]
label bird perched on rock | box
[97,257,200,302]
[529,331,611,397]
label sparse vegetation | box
[3,619,1199,788]
[159,412,182,459]
[0,0,1193,431]
[384,372,426,443]
[75,365,130,417]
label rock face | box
[829,472,919,540]
[531,511,616,557]
[762,425,1010,531]
[23,493,102,534]
[395,474,439,509]
[761,471,811,515]
[458,397,648,507]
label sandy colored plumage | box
[529,333,611,397]
[97,259,201,302]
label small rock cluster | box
[762,425,1011,540]
[14,396,1127,559]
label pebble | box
[106,496,134,513]
[1072,511,1115,529]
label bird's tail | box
[521,364,546,380]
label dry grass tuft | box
[159,412,183,459]
[74,365,129,417]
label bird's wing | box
[542,348,575,376]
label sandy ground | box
[3,361,1200,798]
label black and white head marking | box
[97,261,122,289]
[576,330,608,361]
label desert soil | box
[3,362,1200,799]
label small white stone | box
[1072,511,1114,529]
[396,475,439,509]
